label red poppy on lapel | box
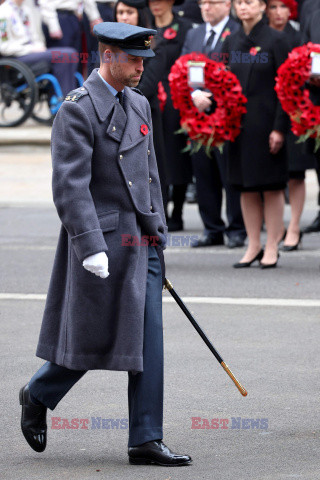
[249,46,261,56]
[163,27,177,40]
[163,23,179,40]
[141,124,148,135]
[220,28,231,42]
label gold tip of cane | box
[164,278,173,290]
[221,362,248,397]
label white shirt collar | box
[206,16,230,39]
[98,71,124,98]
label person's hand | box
[90,17,103,34]
[50,30,63,39]
[269,130,284,155]
[192,91,212,113]
[309,75,320,88]
[83,252,109,279]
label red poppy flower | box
[221,29,231,40]
[163,27,177,40]
[249,47,259,56]
[157,82,167,112]
[141,124,148,135]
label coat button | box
[128,181,133,187]
[147,150,151,155]
[119,155,123,160]
[112,126,116,132]
[149,177,152,183]
[150,205,153,211]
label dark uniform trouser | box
[192,147,246,239]
[28,246,164,447]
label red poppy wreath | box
[168,53,247,154]
[275,42,320,151]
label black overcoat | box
[35,69,167,372]
[155,14,193,185]
[282,22,314,172]
[223,19,290,189]
[139,40,168,204]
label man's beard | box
[125,75,142,87]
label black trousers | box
[28,246,164,447]
[192,147,246,239]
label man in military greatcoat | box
[19,22,192,467]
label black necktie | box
[116,91,124,107]
[204,29,216,55]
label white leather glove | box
[82,252,109,279]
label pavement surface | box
[0,143,320,480]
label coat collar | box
[119,88,151,153]
[239,16,267,44]
[84,69,121,123]
[83,69,150,149]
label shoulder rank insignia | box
[64,87,88,102]
[131,87,144,96]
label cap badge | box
[144,37,152,48]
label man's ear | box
[102,50,112,64]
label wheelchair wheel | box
[0,58,38,127]
[31,89,55,126]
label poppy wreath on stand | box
[168,53,247,155]
[275,42,320,152]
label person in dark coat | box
[266,0,315,250]
[181,0,246,248]
[299,0,320,31]
[173,0,203,24]
[114,0,168,208]
[148,0,193,231]
[18,22,193,468]
[301,8,320,234]
[223,0,290,268]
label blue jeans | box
[28,246,164,447]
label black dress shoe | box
[19,384,47,452]
[233,249,264,268]
[281,232,303,252]
[191,234,224,248]
[303,212,320,233]
[260,253,280,269]
[226,236,246,249]
[128,440,192,466]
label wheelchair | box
[0,57,83,127]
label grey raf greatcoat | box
[35,69,167,372]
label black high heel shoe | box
[260,253,280,269]
[233,249,264,269]
[281,232,303,252]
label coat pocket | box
[97,210,119,232]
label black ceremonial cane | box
[165,279,248,397]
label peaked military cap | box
[93,22,157,57]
